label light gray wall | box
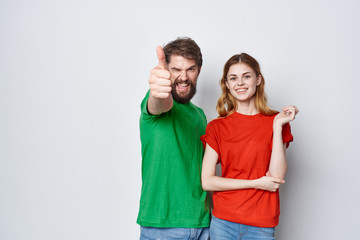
[1,0,359,239]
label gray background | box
[1,0,359,239]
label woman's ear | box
[225,80,230,89]
[257,75,262,86]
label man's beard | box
[171,79,197,104]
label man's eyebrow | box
[187,65,197,70]
[171,65,198,71]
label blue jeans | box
[140,226,210,240]
[210,215,275,240]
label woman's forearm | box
[202,175,256,191]
[202,175,284,192]
[268,124,287,180]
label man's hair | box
[163,37,203,67]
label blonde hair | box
[216,53,278,117]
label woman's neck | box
[236,100,259,115]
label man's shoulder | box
[188,102,205,114]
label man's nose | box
[178,71,188,81]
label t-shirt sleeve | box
[200,121,220,155]
[282,122,293,148]
[140,90,162,120]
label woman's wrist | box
[252,179,260,189]
[273,121,283,131]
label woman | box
[201,53,298,239]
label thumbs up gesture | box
[149,46,172,99]
[147,46,174,115]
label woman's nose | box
[236,77,244,85]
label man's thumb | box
[156,46,167,69]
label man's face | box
[168,55,200,104]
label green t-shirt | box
[137,91,211,228]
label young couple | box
[137,37,299,240]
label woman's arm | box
[201,143,285,192]
[268,105,299,179]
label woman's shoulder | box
[206,113,237,131]
[206,116,227,130]
[260,112,278,119]
[208,113,232,124]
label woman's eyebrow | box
[241,72,251,76]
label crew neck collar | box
[230,111,262,120]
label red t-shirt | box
[201,112,293,227]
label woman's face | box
[225,63,261,104]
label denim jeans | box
[210,215,275,240]
[140,226,210,240]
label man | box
[137,37,211,239]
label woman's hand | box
[274,105,299,127]
[254,176,285,192]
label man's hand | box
[147,46,174,115]
[149,46,172,99]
